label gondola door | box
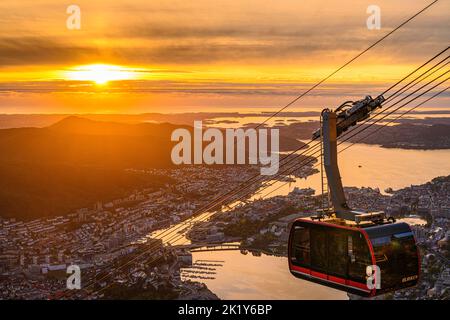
[310,225,327,276]
[327,228,348,281]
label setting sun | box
[65,64,139,84]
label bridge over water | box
[177,243,242,252]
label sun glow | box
[65,64,139,84]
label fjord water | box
[187,250,347,299]
[252,142,450,199]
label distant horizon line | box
[0,108,450,116]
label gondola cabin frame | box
[288,218,420,297]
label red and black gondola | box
[288,101,421,297]
[288,218,420,297]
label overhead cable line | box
[79,53,450,299]
[62,2,443,298]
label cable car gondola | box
[288,218,420,297]
[288,99,420,297]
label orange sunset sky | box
[0,0,449,114]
